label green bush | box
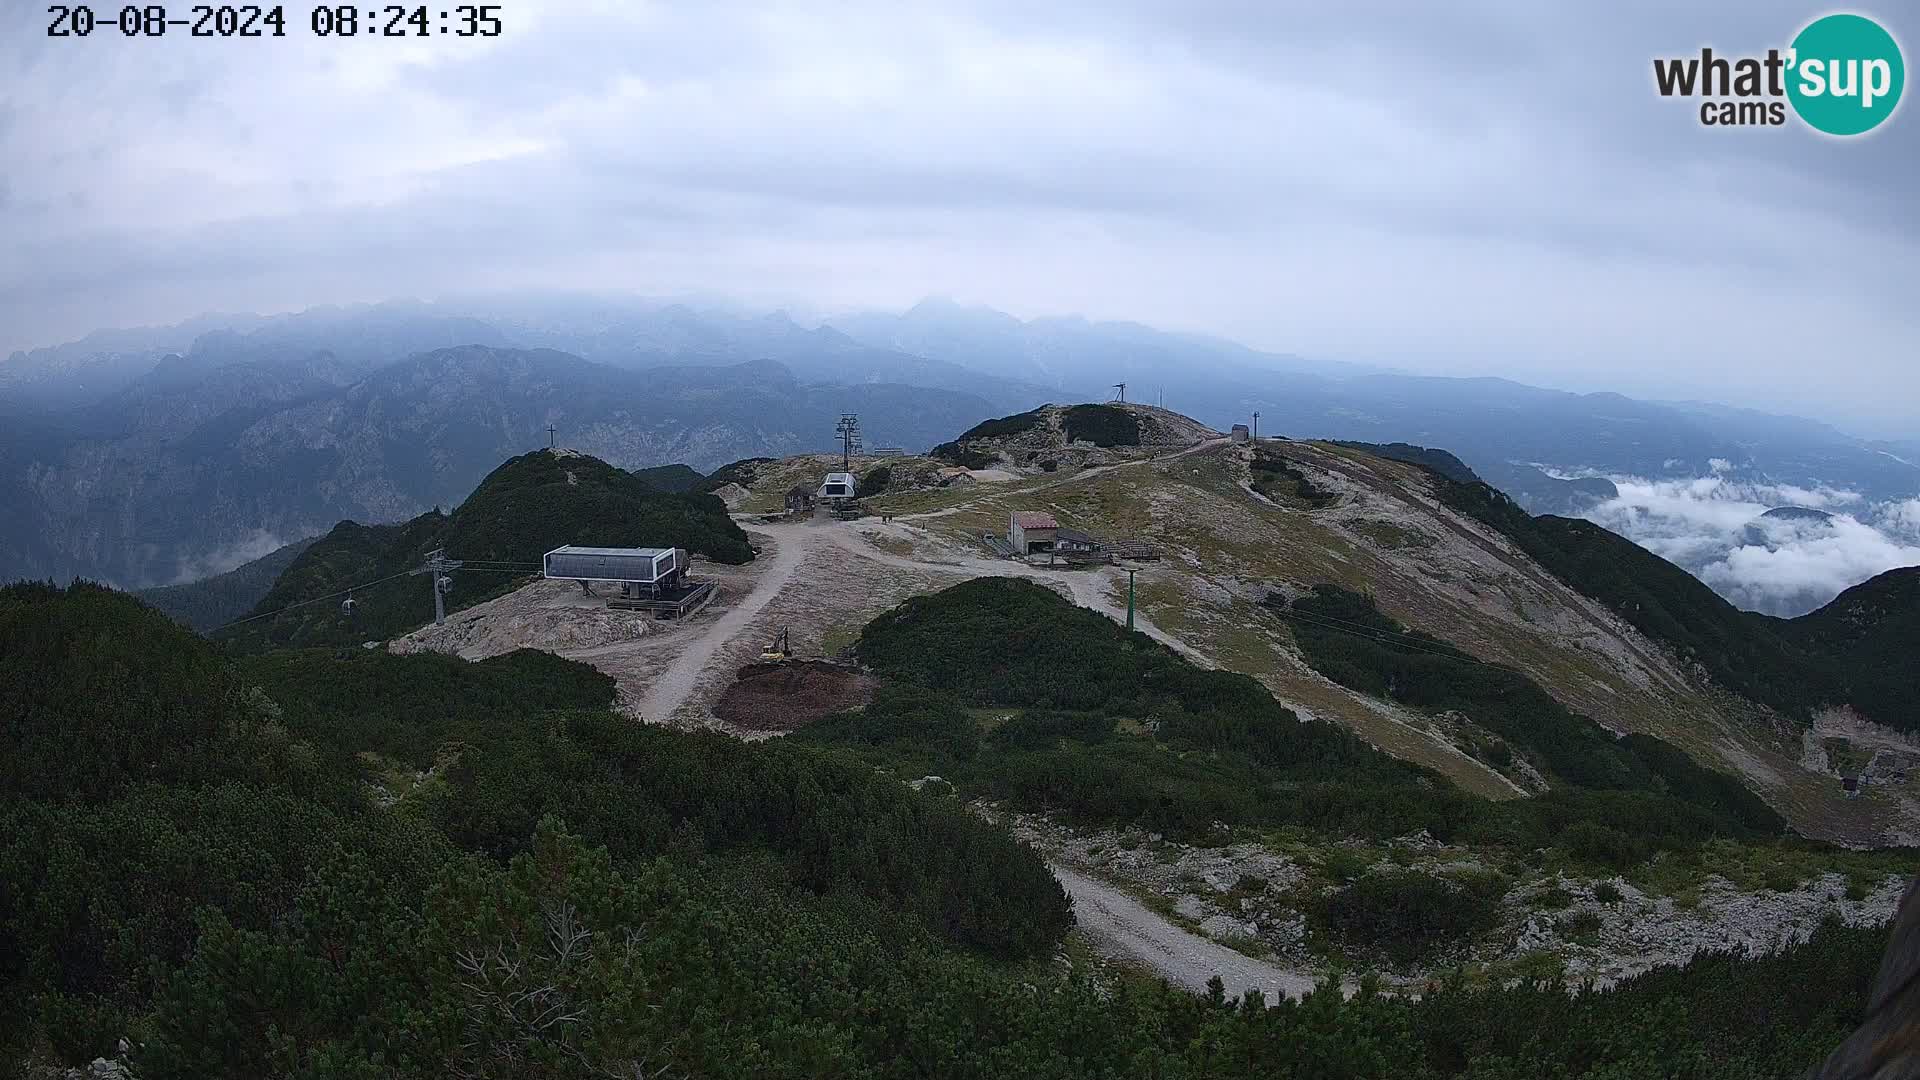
[1251,448,1338,507]
[1561,821,1645,869]
[1561,909,1604,939]
[1060,404,1141,447]
[1320,872,1498,964]
[1323,849,1376,883]
[1593,880,1625,904]
[929,441,997,469]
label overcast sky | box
[4,1,1915,434]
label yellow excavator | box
[760,627,792,662]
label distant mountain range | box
[1,296,1913,597]
[0,314,1012,586]
[822,299,1917,504]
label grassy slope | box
[846,439,1907,843]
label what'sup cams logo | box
[1654,12,1904,135]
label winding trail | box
[631,522,811,723]
[1049,864,1329,1004]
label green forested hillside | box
[134,537,318,631]
[630,462,706,492]
[958,405,1049,441]
[1279,584,1781,847]
[1775,567,1920,732]
[1429,473,1918,732]
[0,580,1899,1078]
[802,578,1778,863]
[220,450,750,650]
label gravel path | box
[899,437,1229,521]
[823,524,1203,662]
[631,522,811,724]
[1051,863,1327,1004]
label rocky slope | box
[815,419,1919,845]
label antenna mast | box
[1111,382,1127,403]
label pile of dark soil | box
[715,660,877,732]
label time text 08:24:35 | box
[46,4,503,38]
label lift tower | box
[411,548,463,626]
[835,413,863,470]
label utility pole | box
[411,548,463,626]
[1125,567,1137,632]
[1252,411,1260,442]
[547,423,557,449]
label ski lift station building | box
[818,471,856,501]
[543,546,688,588]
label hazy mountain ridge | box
[0,341,1003,586]
[824,302,1918,502]
[484,297,1057,412]
[2,297,1911,605]
[0,312,266,408]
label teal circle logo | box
[1787,13,1905,135]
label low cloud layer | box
[148,528,303,590]
[1571,469,1920,616]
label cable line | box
[208,567,418,633]
[205,556,542,634]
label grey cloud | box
[1,2,1915,432]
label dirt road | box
[899,437,1230,521]
[1050,863,1327,1004]
[823,523,1208,664]
[631,522,812,724]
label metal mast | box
[1125,568,1137,631]
[1252,411,1260,442]
[836,413,862,470]
[1111,382,1127,403]
[411,548,463,626]
[547,423,557,449]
